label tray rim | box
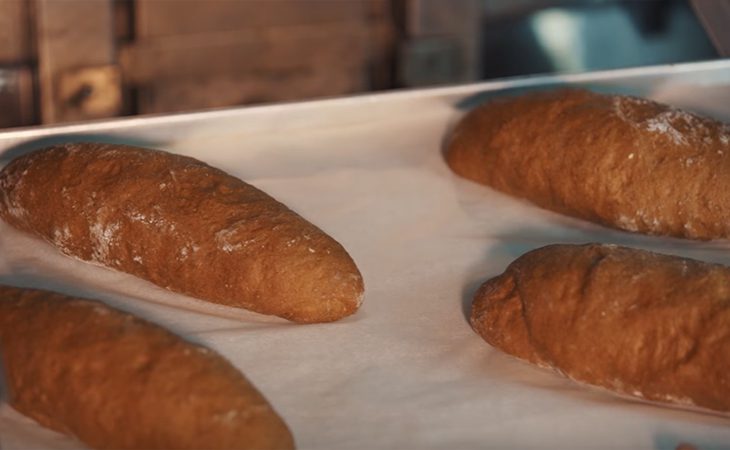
[0,58,728,144]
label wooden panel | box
[120,22,371,84]
[137,67,364,114]
[56,65,122,122]
[0,67,34,127]
[114,0,134,42]
[364,0,397,89]
[35,0,120,123]
[136,0,369,38]
[125,0,397,114]
[0,0,32,64]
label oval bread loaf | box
[446,89,730,240]
[0,284,295,449]
[0,143,364,323]
[471,244,730,413]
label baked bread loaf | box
[471,244,730,413]
[445,88,730,240]
[0,284,294,449]
[0,143,364,323]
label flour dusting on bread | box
[0,142,364,323]
[446,89,730,239]
[612,95,713,146]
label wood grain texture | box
[0,0,32,63]
[35,0,119,123]
[471,244,730,413]
[135,0,369,38]
[0,284,294,449]
[0,143,364,323]
[445,89,730,240]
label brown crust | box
[0,284,295,449]
[445,89,730,240]
[0,143,364,323]
[470,244,730,413]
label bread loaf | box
[0,284,295,449]
[445,89,730,240]
[0,143,364,323]
[471,244,730,413]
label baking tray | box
[2,60,730,450]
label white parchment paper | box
[1,62,730,449]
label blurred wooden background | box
[0,0,720,129]
[0,0,565,128]
[0,0,400,127]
